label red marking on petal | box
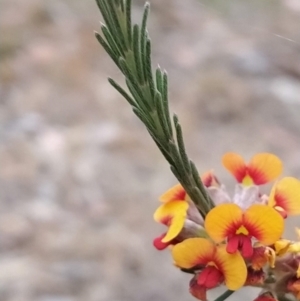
[174,190,187,201]
[197,266,224,289]
[274,193,290,213]
[161,216,172,226]
[235,168,248,183]
[247,167,268,185]
[227,234,253,257]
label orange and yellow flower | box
[153,184,189,249]
[222,153,282,186]
[153,184,204,250]
[152,152,300,300]
[159,183,189,203]
[204,203,284,257]
[268,177,300,218]
[172,238,247,301]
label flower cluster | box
[153,153,300,301]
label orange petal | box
[248,153,283,185]
[222,153,247,183]
[159,184,188,203]
[214,244,247,290]
[268,177,300,216]
[243,204,284,245]
[172,238,215,269]
[154,201,188,242]
[204,203,243,243]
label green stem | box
[213,290,235,301]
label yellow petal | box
[248,153,283,185]
[204,203,243,243]
[172,238,215,269]
[162,213,186,242]
[154,201,188,242]
[268,177,300,215]
[154,200,188,223]
[214,244,247,290]
[244,204,284,245]
[288,242,300,254]
[159,183,187,203]
[274,239,291,256]
[222,153,246,183]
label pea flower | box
[222,153,283,186]
[268,177,300,218]
[204,203,284,258]
[153,184,204,250]
[153,152,300,301]
[172,238,247,301]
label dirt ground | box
[1,0,300,300]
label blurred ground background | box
[1,0,300,300]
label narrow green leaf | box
[125,0,132,45]
[154,92,171,139]
[175,120,191,173]
[108,78,137,107]
[141,3,150,37]
[97,0,122,53]
[95,32,120,66]
[101,25,123,59]
[145,39,155,97]
[133,25,145,84]
[119,0,124,12]
[125,79,152,113]
[162,71,173,136]
[190,160,214,211]
[191,187,208,217]
[155,66,163,94]
[106,0,127,52]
